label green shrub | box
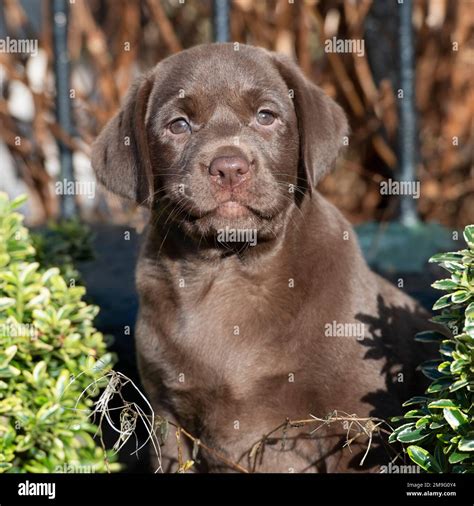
[0,193,117,473]
[390,225,474,473]
[31,218,95,283]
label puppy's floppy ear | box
[271,53,349,189]
[91,75,154,206]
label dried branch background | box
[0,0,472,226]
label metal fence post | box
[213,0,230,43]
[398,0,419,226]
[53,0,76,219]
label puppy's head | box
[92,43,348,242]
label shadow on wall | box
[345,295,440,471]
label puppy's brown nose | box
[209,156,250,188]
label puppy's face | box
[146,47,299,240]
[92,44,348,244]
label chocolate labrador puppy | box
[92,43,430,473]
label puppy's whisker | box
[152,199,177,231]
[134,186,171,208]
[273,192,306,224]
[271,173,309,185]
[164,197,188,226]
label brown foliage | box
[0,0,472,226]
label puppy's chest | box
[149,264,298,379]
[174,269,292,341]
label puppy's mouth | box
[164,190,283,233]
[213,200,250,219]
[171,193,289,243]
[197,200,274,222]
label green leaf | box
[91,353,113,374]
[25,287,51,309]
[54,370,70,400]
[415,331,445,343]
[443,408,468,430]
[432,294,453,310]
[449,451,470,463]
[407,445,441,473]
[449,379,470,392]
[463,225,474,248]
[450,359,468,374]
[420,361,447,380]
[0,365,21,378]
[15,434,34,452]
[404,409,425,419]
[434,443,447,472]
[465,322,474,339]
[388,431,399,444]
[438,360,452,373]
[436,433,451,444]
[415,417,431,428]
[0,345,18,368]
[0,297,16,311]
[429,252,463,264]
[50,274,67,292]
[451,290,472,304]
[458,438,474,452]
[428,399,457,409]
[32,361,47,385]
[402,396,430,407]
[10,194,28,209]
[426,377,452,393]
[19,262,39,284]
[0,254,10,268]
[444,261,466,272]
[465,302,474,319]
[431,279,459,291]
[41,267,60,283]
[32,308,52,324]
[439,340,455,357]
[36,404,61,422]
[396,425,430,443]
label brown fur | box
[92,43,431,473]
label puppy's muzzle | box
[209,155,250,189]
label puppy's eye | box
[256,110,276,126]
[169,118,191,135]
